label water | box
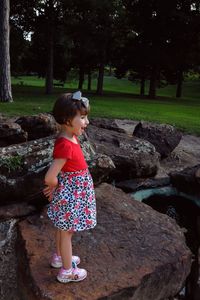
[143,194,200,300]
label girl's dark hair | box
[52,93,90,125]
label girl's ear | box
[65,119,72,126]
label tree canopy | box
[1,0,200,101]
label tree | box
[61,0,120,94]
[61,0,98,90]
[116,0,200,99]
[32,0,61,94]
[10,23,31,75]
[10,0,63,94]
[0,0,12,102]
[155,1,200,98]
[59,0,121,94]
[94,0,121,95]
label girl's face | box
[69,112,89,136]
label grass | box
[11,75,141,93]
[0,76,200,135]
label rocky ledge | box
[17,184,191,300]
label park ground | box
[0,76,200,135]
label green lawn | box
[0,76,200,135]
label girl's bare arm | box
[43,159,66,200]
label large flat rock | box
[86,125,160,180]
[157,134,200,179]
[0,134,114,204]
[17,184,191,300]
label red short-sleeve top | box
[53,137,88,172]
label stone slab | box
[17,184,192,300]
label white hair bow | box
[72,91,89,108]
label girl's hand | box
[43,186,56,202]
[43,158,66,201]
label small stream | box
[142,194,200,300]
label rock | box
[0,136,54,205]
[185,244,200,300]
[155,134,200,181]
[134,122,182,158]
[17,183,191,300]
[88,153,115,185]
[116,177,170,193]
[0,114,4,121]
[196,167,200,184]
[15,113,59,140]
[0,122,27,146]
[0,220,19,300]
[170,164,200,197]
[90,117,125,132]
[86,125,160,181]
[115,119,139,135]
[0,114,8,122]
[90,117,139,135]
[0,134,115,205]
[195,247,200,300]
[79,132,115,185]
[0,203,36,220]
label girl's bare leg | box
[56,229,61,256]
[60,230,73,270]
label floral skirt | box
[47,169,97,231]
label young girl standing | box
[43,91,96,283]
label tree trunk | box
[45,0,54,95]
[140,77,145,96]
[78,66,84,90]
[96,63,104,95]
[0,0,12,102]
[148,65,158,99]
[87,69,92,91]
[176,70,183,98]
[109,65,112,76]
[45,37,53,94]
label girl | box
[43,91,96,283]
